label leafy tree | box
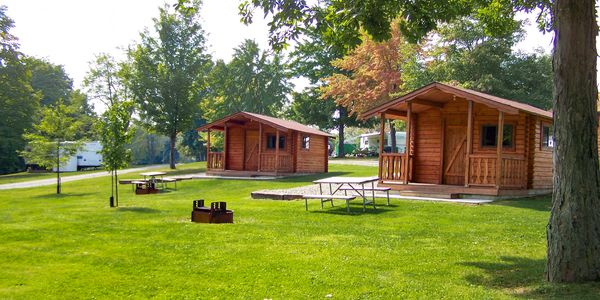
[424,17,552,109]
[287,27,366,157]
[84,53,127,107]
[239,0,600,282]
[24,56,73,107]
[127,4,211,169]
[68,90,97,140]
[21,99,82,194]
[202,39,291,121]
[0,6,39,174]
[97,100,134,207]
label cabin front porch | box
[206,150,294,175]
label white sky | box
[3,0,554,90]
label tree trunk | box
[56,140,61,194]
[169,133,177,169]
[337,108,345,158]
[546,0,600,282]
[389,120,397,153]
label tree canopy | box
[127,4,212,169]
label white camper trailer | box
[53,141,103,172]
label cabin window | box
[480,124,514,148]
[302,135,310,149]
[266,134,285,149]
[541,123,554,148]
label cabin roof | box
[197,111,334,137]
[362,82,553,120]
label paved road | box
[0,165,168,190]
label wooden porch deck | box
[380,181,551,198]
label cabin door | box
[443,118,467,185]
[244,130,259,171]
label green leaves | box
[97,100,135,171]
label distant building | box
[359,132,406,153]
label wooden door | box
[443,119,467,185]
[244,130,259,171]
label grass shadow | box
[308,204,395,216]
[461,256,600,298]
[31,192,96,199]
[116,207,161,213]
[491,195,552,212]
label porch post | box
[206,129,211,168]
[223,124,228,170]
[258,123,262,172]
[496,111,504,188]
[464,100,473,187]
[378,113,385,182]
[275,130,280,173]
[404,102,412,184]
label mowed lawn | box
[1,163,599,299]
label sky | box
[2,1,554,91]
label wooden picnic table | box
[140,172,167,189]
[312,176,380,211]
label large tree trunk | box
[169,133,177,169]
[546,0,600,283]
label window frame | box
[266,134,286,150]
[479,123,516,150]
[540,121,554,150]
[301,135,310,150]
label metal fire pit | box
[191,200,233,223]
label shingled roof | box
[362,82,552,119]
[197,111,334,137]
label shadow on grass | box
[461,256,600,298]
[308,204,394,216]
[31,192,96,199]
[116,207,161,213]
[491,195,552,212]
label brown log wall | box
[527,116,554,189]
[295,133,328,173]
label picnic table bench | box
[302,194,357,213]
[312,176,380,212]
[338,186,392,205]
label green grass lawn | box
[1,163,599,299]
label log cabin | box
[197,111,332,176]
[362,82,554,197]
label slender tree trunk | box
[389,120,397,153]
[546,0,600,282]
[337,107,346,158]
[169,133,177,169]
[115,170,119,207]
[56,140,61,194]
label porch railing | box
[468,154,526,188]
[379,153,410,182]
[260,153,293,172]
[207,152,224,170]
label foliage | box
[127,4,212,168]
[129,124,170,165]
[423,17,552,109]
[68,90,98,140]
[97,100,134,172]
[21,99,82,173]
[321,24,414,118]
[84,53,129,107]
[238,0,546,50]
[0,6,39,174]
[24,56,73,107]
[202,39,291,121]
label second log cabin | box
[197,111,332,176]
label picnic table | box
[312,176,380,212]
[140,171,167,189]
